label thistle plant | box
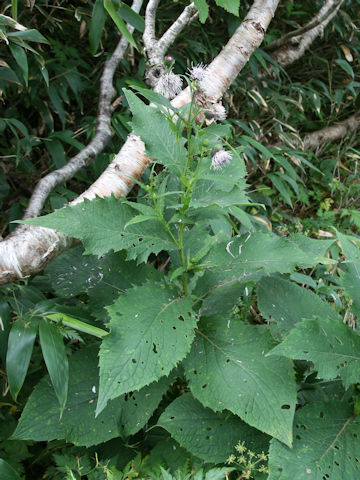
[211,149,232,170]
[14,64,360,480]
[188,62,207,82]
[154,69,183,99]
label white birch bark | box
[269,0,343,67]
[303,112,360,150]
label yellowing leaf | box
[340,44,353,62]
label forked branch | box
[144,0,197,66]
[143,1,198,88]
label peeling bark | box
[72,135,149,203]
[200,0,279,101]
[0,226,77,284]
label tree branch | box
[266,0,343,51]
[269,0,343,67]
[303,112,360,150]
[143,0,160,55]
[157,3,198,58]
[71,134,148,204]
[0,0,280,284]
[200,0,279,101]
[23,0,143,220]
[143,1,198,92]
[0,225,76,284]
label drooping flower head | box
[205,103,227,122]
[211,149,232,170]
[154,70,183,99]
[188,63,207,83]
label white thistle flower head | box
[205,103,226,122]
[210,103,227,121]
[188,63,207,82]
[211,149,232,170]
[154,70,182,99]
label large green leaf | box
[198,233,331,296]
[194,0,209,23]
[288,234,335,259]
[44,247,160,315]
[13,345,122,446]
[337,232,360,318]
[13,346,170,446]
[200,283,245,316]
[124,89,186,173]
[120,374,172,437]
[268,402,360,480]
[184,317,296,446]
[158,393,269,463]
[96,282,197,414]
[190,180,250,208]
[24,197,176,262]
[257,276,339,336]
[45,246,110,298]
[268,317,360,388]
[39,320,69,414]
[0,459,22,480]
[6,317,38,400]
[181,225,217,269]
[195,153,246,192]
[190,152,248,209]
